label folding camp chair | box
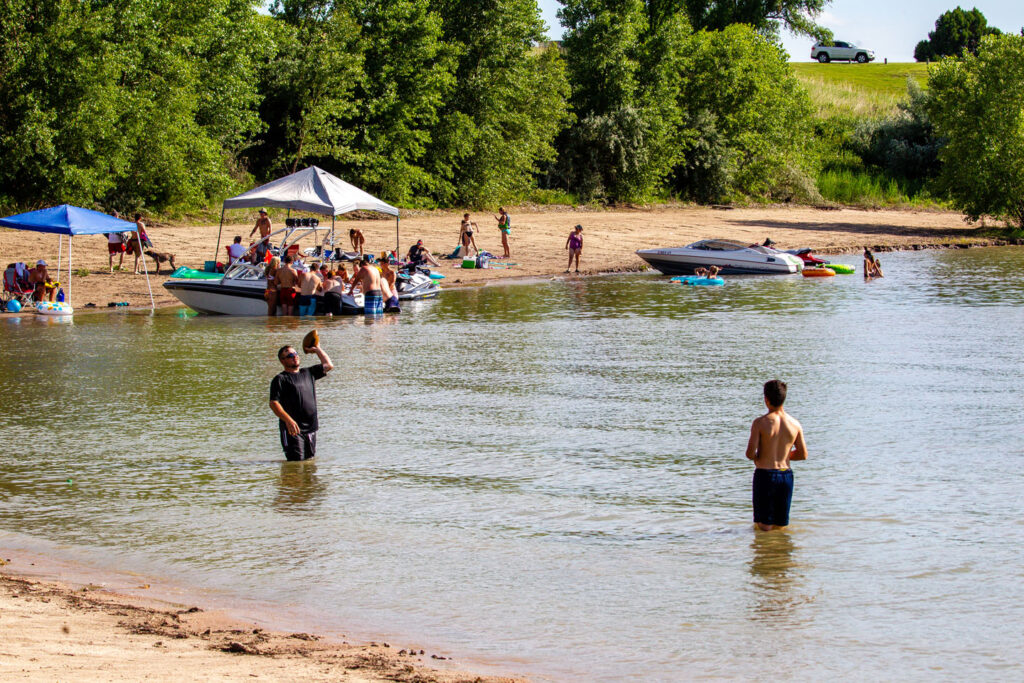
[2,263,35,309]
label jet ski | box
[396,266,441,300]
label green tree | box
[0,0,269,212]
[252,1,363,178]
[650,0,832,39]
[670,25,816,203]
[914,6,1001,62]
[556,0,683,201]
[340,0,456,205]
[426,0,571,206]
[927,34,1024,227]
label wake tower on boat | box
[164,167,400,315]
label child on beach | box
[565,224,583,273]
[745,380,807,531]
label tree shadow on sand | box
[724,217,979,241]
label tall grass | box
[793,63,931,119]
[817,168,939,208]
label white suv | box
[811,41,875,63]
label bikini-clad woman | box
[460,213,479,256]
[264,256,281,316]
[494,207,511,258]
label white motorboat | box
[636,239,803,275]
[164,261,364,315]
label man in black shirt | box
[269,342,334,461]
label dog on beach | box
[144,249,176,274]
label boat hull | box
[163,280,364,315]
[636,249,800,275]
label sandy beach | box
[0,555,520,683]
[0,204,1002,310]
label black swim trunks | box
[280,427,317,461]
[752,468,794,527]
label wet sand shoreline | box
[2,204,1015,312]
[0,548,524,682]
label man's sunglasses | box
[280,351,299,360]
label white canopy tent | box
[214,166,400,261]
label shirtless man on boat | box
[249,209,272,264]
[745,380,808,531]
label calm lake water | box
[2,247,1023,680]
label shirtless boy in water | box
[745,380,807,531]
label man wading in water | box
[745,380,807,531]
[269,342,334,461]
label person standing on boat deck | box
[745,380,807,531]
[249,209,272,264]
[270,343,334,461]
[565,224,583,273]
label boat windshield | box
[223,262,266,281]
[688,239,747,251]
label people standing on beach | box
[128,214,148,274]
[494,207,511,258]
[106,230,125,272]
[745,380,807,532]
[459,214,478,256]
[565,224,583,273]
[269,342,334,461]
[276,255,299,316]
[249,208,272,264]
[264,256,281,316]
[349,257,384,315]
[864,247,884,279]
[350,228,365,255]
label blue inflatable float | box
[670,276,724,286]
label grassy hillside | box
[792,62,931,118]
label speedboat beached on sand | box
[636,239,803,275]
[164,261,365,315]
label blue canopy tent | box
[0,204,153,309]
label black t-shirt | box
[269,365,326,432]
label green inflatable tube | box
[824,263,855,274]
[169,266,224,280]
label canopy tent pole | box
[68,237,72,306]
[213,206,226,268]
[140,233,155,311]
[57,235,63,277]
[395,215,400,256]
[331,215,336,258]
